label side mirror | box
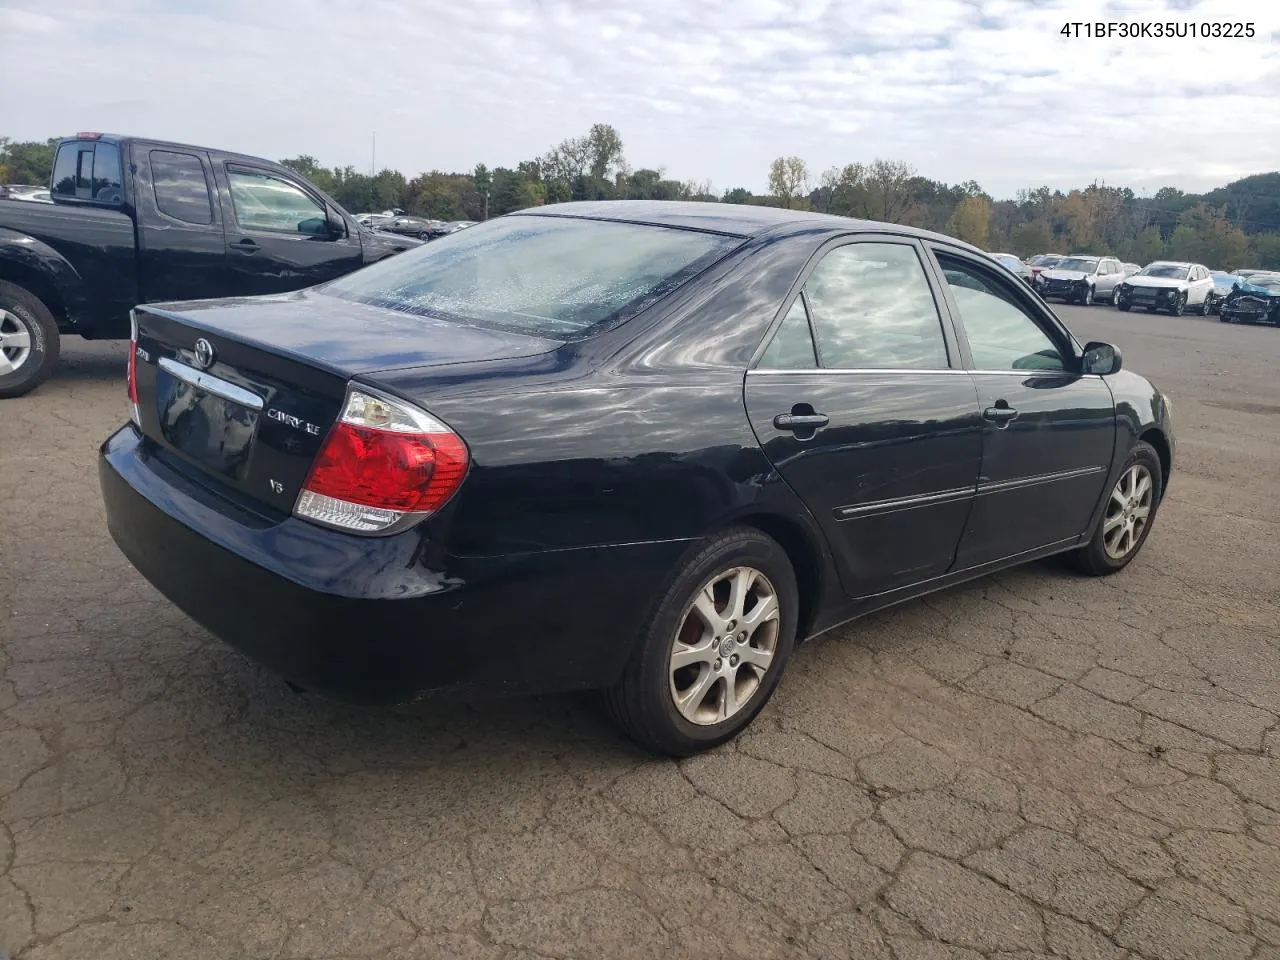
[1081,341,1122,376]
[326,207,347,239]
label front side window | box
[801,242,949,370]
[228,169,326,235]
[938,255,1066,372]
[151,151,212,225]
[324,214,742,338]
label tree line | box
[3,126,1278,269]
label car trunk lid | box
[130,291,557,516]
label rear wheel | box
[1111,286,1121,306]
[0,280,61,399]
[605,527,798,756]
[1200,295,1213,316]
[1072,441,1162,576]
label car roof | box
[60,133,303,174]
[1147,260,1193,268]
[516,200,988,251]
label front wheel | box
[1168,293,1186,316]
[0,280,61,399]
[605,527,798,756]
[1078,284,1094,306]
[1118,303,1132,312]
[1072,441,1163,576]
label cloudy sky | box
[1,0,1276,198]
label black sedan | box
[1219,273,1280,325]
[99,202,1175,756]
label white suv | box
[1035,256,1126,306]
[1116,262,1215,316]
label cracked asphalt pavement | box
[2,304,1278,960]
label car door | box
[217,163,362,296]
[1190,266,1213,305]
[1096,260,1120,297]
[927,246,1117,568]
[135,148,231,306]
[743,236,984,599]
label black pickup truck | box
[0,133,421,397]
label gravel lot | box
[1,304,1278,960]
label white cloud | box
[0,0,1276,197]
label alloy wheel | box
[1102,464,1154,560]
[0,309,33,376]
[669,566,780,725]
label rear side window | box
[324,215,743,338]
[150,151,213,225]
[801,242,950,370]
[759,298,818,369]
[51,142,122,201]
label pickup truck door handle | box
[983,404,1019,425]
[231,238,258,253]
[773,412,830,431]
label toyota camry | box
[100,202,1175,756]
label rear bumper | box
[99,426,689,704]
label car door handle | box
[773,413,830,431]
[231,238,259,253]
[983,405,1019,424]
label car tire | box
[1169,293,1186,316]
[1071,440,1163,577]
[1118,303,1132,312]
[1111,287,1121,306]
[417,231,429,240]
[0,280,61,399]
[1078,284,1093,306]
[604,526,799,756]
[1200,295,1213,316]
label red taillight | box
[295,386,469,534]
[127,312,141,425]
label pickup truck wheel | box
[0,281,60,399]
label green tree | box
[1010,220,1053,257]
[768,156,808,209]
[722,187,752,205]
[0,137,58,185]
[1166,204,1249,267]
[947,196,992,247]
[1247,233,1280,270]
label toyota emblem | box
[193,338,215,369]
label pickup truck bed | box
[0,133,420,398]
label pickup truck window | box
[150,151,213,225]
[92,143,123,203]
[50,141,123,202]
[228,168,325,235]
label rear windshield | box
[323,214,742,338]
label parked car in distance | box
[1,184,48,201]
[988,252,1034,285]
[1115,261,1215,316]
[1208,271,1240,312]
[1231,268,1269,279]
[354,213,396,230]
[12,188,53,203]
[380,215,449,240]
[1219,272,1280,325]
[1026,253,1066,282]
[100,201,1174,756]
[1121,262,1141,278]
[1036,255,1127,305]
[439,221,477,234]
[0,132,423,397]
